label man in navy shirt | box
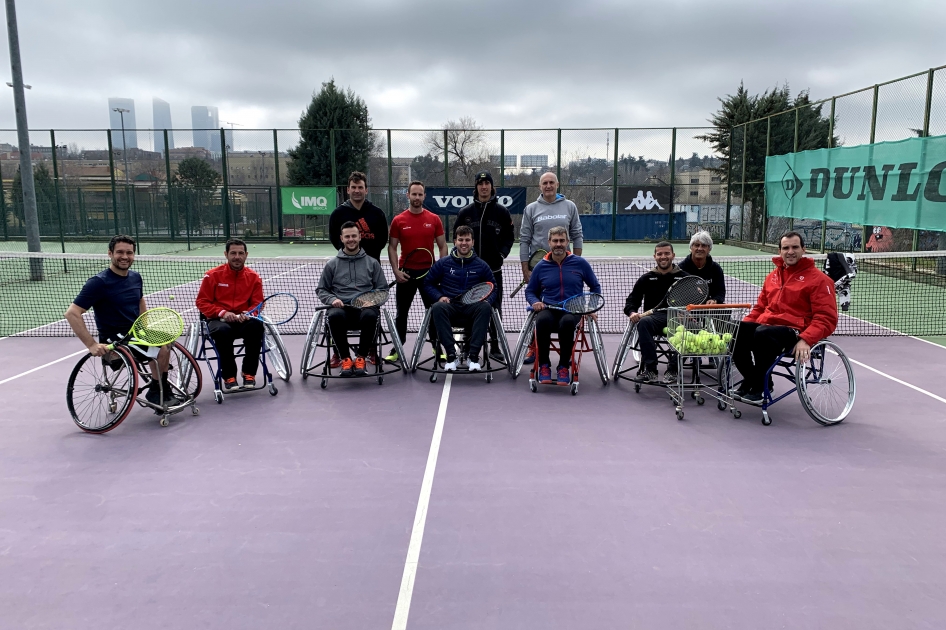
[64,235,172,405]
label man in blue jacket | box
[525,226,602,385]
[423,225,496,372]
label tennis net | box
[2,250,945,338]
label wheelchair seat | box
[410,306,511,383]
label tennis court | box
[2,251,946,628]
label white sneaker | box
[444,360,458,371]
[468,361,482,372]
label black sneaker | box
[637,368,659,383]
[145,383,163,406]
[740,391,764,405]
[662,370,678,384]
[488,343,504,363]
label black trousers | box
[635,312,672,372]
[731,322,799,392]
[535,309,579,368]
[207,318,264,380]
[394,273,434,345]
[327,306,379,359]
[488,269,504,348]
[430,300,492,361]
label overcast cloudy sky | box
[0,0,942,137]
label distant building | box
[521,155,549,168]
[153,98,174,153]
[490,155,517,168]
[108,98,138,150]
[191,105,220,153]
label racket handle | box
[387,279,398,289]
[509,280,527,298]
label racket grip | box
[509,281,526,298]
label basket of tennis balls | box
[663,325,734,356]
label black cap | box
[474,171,493,185]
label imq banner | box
[617,185,672,214]
[765,134,946,231]
[281,186,337,215]
[422,187,527,216]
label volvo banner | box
[281,186,337,215]
[422,187,528,215]
[765,134,946,231]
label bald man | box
[519,172,583,284]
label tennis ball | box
[289,241,294,245]
[676,325,685,333]
[169,295,175,301]
[722,333,733,343]
[662,327,669,335]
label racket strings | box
[666,278,709,307]
[563,293,605,314]
[459,282,494,304]
[260,295,297,323]
[403,248,434,270]
[132,308,183,345]
[351,289,389,308]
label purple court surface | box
[1,333,945,629]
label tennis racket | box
[639,276,708,317]
[388,247,435,288]
[107,307,184,350]
[509,249,548,298]
[454,282,494,305]
[545,292,605,315]
[245,292,299,325]
[314,288,390,311]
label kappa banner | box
[281,186,337,215]
[422,187,527,215]
[765,134,946,231]
[617,185,672,214]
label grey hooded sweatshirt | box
[519,193,584,261]
[317,247,386,305]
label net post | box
[668,127,677,240]
[220,128,230,241]
[386,128,394,218]
[106,129,120,236]
[163,129,174,241]
[273,130,283,242]
[611,128,619,241]
[500,129,505,186]
[724,125,733,242]
[50,130,66,259]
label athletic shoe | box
[538,364,553,384]
[367,352,377,366]
[242,374,256,388]
[556,366,570,386]
[637,368,658,383]
[733,383,752,398]
[163,378,186,402]
[444,358,458,371]
[663,370,678,384]
[523,346,536,364]
[740,391,764,404]
[468,360,482,372]
[353,356,367,376]
[330,352,342,369]
[384,351,399,362]
[145,382,163,405]
[223,377,238,390]
[489,343,504,363]
[340,358,353,377]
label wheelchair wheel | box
[168,342,202,403]
[185,321,200,356]
[587,318,609,385]
[264,323,292,381]
[796,340,855,426]
[67,346,139,433]
[300,312,323,379]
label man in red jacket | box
[732,231,839,403]
[195,238,265,390]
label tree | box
[423,116,490,182]
[287,79,376,186]
[697,83,834,241]
[410,153,444,185]
[11,163,56,233]
[174,157,222,232]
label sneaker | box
[740,390,764,404]
[330,352,342,369]
[367,352,377,366]
[444,358,458,371]
[340,358,354,377]
[538,364,553,384]
[353,356,367,376]
[662,370,678,384]
[637,368,658,383]
[733,383,752,398]
[489,343,504,363]
[556,366,570,386]
[523,346,536,365]
[145,382,163,405]
[242,374,256,388]
[163,378,186,402]
[223,376,238,390]
[384,351,399,362]
[468,359,482,372]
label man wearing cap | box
[456,171,515,362]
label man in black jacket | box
[678,230,725,304]
[624,241,689,383]
[329,171,389,262]
[455,171,514,362]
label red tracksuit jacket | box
[195,263,264,319]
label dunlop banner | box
[281,186,337,215]
[765,134,946,231]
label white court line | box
[848,357,946,405]
[0,350,87,386]
[391,374,453,630]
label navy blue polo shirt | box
[74,268,143,342]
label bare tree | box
[423,116,490,182]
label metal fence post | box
[761,118,770,246]
[724,126,733,242]
[0,168,7,241]
[106,130,120,236]
[915,69,935,253]
[500,129,505,186]
[740,123,747,241]
[443,129,449,187]
[49,130,65,255]
[668,127,677,240]
[791,109,799,233]
[163,130,174,240]
[387,128,394,218]
[821,97,837,253]
[273,130,283,242]
[556,128,562,183]
[611,128,619,240]
[220,128,230,240]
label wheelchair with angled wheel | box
[611,321,719,395]
[299,307,406,388]
[185,315,290,403]
[411,304,511,383]
[66,339,202,432]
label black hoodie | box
[678,253,726,303]
[329,199,389,261]
[455,193,515,272]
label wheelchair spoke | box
[796,341,855,426]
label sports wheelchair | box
[185,315,291,403]
[410,305,511,383]
[299,308,406,388]
[509,309,609,395]
[66,340,202,432]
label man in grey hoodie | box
[519,172,583,284]
[316,222,387,376]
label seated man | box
[423,225,496,372]
[525,226,601,386]
[316,221,387,377]
[196,238,265,390]
[624,241,688,384]
[731,231,838,403]
[678,230,725,304]
[64,234,172,405]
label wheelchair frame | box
[410,306,511,383]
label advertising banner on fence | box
[617,185,672,213]
[422,187,527,215]
[281,186,337,215]
[765,134,946,231]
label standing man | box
[196,238,265,390]
[731,231,838,403]
[64,235,172,405]
[456,171,514,362]
[317,222,388,377]
[525,227,601,386]
[387,181,447,359]
[329,171,389,261]
[678,231,726,304]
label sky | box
[0,0,942,148]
